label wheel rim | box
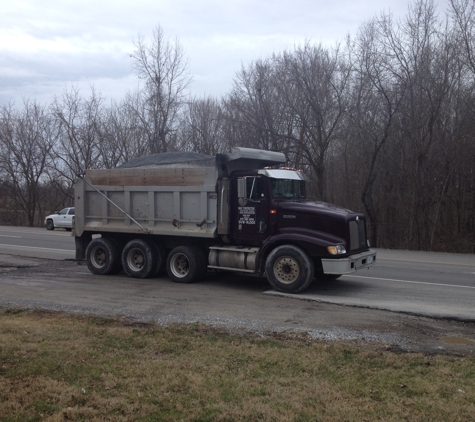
[91,246,107,269]
[126,248,145,272]
[169,253,190,278]
[273,256,300,284]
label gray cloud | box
[1,0,449,106]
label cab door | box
[55,208,69,227]
[235,176,270,244]
[65,208,75,227]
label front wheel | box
[46,219,54,230]
[265,245,314,293]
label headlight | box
[327,245,346,255]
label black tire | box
[150,241,167,277]
[85,237,122,275]
[46,219,54,230]
[166,246,206,283]
[121,239,157,279]
[265,245,315,293]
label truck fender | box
[256,231,344,274]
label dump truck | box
[74,147,376,293]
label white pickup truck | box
[45,207,75,231]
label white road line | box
[0,235,21,238]
[345,274,475,289]
[378,257,475,267]
[0,244,74,253]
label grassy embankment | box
[1,309,474,421]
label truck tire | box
[121,239,157,279]
[166,246,206,283]
[46,219,54,230]
[265,245,315,293]
[86,237,122,275]
[150,242,167,276]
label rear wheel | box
[121,239,157,279]
[166,246,206,283]
[46,219,54,230]
[265,245,314,293]
[150,242,167,277]
[86,238,122,275]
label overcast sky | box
[1,0,450,106]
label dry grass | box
[0,309,474,421]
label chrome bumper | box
[321,249,376,275]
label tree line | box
[1,0,474,253]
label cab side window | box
[246,177,264,200]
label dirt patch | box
[443,336,475,345]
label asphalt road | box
[1,225,474,321]
[0,226,75,260]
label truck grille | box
[349,219,367,251]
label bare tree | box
[130,25,192,154]
[450,0,475,73]
[346,17,406,246]
[387,0,461,250]
[97,97,150,168]
[178,97,225,155]
[51,86,105,199]
[275,43,351,201]
[225,59,294,155]
[0,101,57,226]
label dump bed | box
[74,166,218,238]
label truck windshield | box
[271,179,306,198]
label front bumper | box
[321,249,376,275]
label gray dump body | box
[74,148,286,239]
[74,165,219,238]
